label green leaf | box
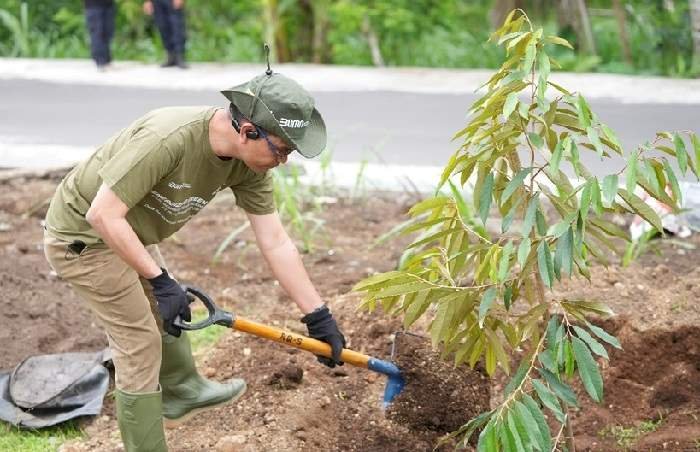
[503,91,519,121]
[523,41,536,73]
[532,378,566,422]
[550,139,564,173]
[554,226,574,276]
[539,367,578,407]
[618,188,663,233]
[514,400,545,451]
[573,325,609,360]
[537,241,554,288]
[587,127,604,158]
[547,215,574,238]
[691,133,700,179]
[498,241,514,282]
[504,359,529,396]
[590,177,602,216]
[479,173,495,225]
[517,237,531,267]
[477,419,497,452]
[502,196,523,233]
[586,321,622,349]
[571,336,604,402]
[377,281,429,298]
[502,168,532,204]
[570,141,582,177]
[625,151,638,194]
[521,194,540,236]
[602,174,618,207]
[562,300,615,317]
[577,95,591,129]
[673,132,688,175]
[537,49,550,82]
[580,179,592,220]
[408,196,450,216]
[353,271,408,292]
[522,393,552,452]
[478,288,497,328]
[663,159,682,205]
[403,289,431,328]
[506,409,528,452]
[528,132,544,149]
[601,124,622,151]
[544,35,574,49]
[535,209,547,235]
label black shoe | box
[175,53,188,69]
[161,52,176,68]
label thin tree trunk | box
[574,0,596,55]
[262,0,278,63]
[311,0,329,63]
[361,15,384,67]
[612,0,632,64]
[690,0,700,67]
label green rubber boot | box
[115,387,168,452]
[160,333,246,427]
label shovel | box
[174,286,405,408]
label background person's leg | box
[85,7,107,67]
[152,0,175,67]
[168,5,187,68]
[102,3,116,65]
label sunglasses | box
[256,126,293,160]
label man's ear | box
[239,123,259,141]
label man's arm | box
[86,183,191,336]
[86,183,161,278]
[247,211,323,314]
[248,211,346,367]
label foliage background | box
[0,0,697,77]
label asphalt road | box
[2,78,699,177]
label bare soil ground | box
[1,175,699,451]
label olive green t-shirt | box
[45,106,275,246]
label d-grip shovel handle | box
[173,285,373,369]
[173,285,234,330]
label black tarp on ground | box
[0,350,110,428]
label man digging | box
[42,69,346,451]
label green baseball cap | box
[221,72,327,158]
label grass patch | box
[599,418,664,449]
[188,307,228,354]
[0,421,83,452]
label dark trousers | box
[153,0,187,55]
[85,4,115,66]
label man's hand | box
[301,305,346,368]
[148,268,191,337]
[143,1,154,15]
[173,0,184,9]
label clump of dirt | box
[266,363,304,389]
[386,332,491,434]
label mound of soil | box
[386,332,490,434]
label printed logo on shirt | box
[168,181,192,190]
[279,118,309,129]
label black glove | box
[301,305,346,368]
[148,268,191,337]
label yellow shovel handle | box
[232,317,370,369]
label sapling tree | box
[354,10,700,451]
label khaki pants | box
[44,232,167,393]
